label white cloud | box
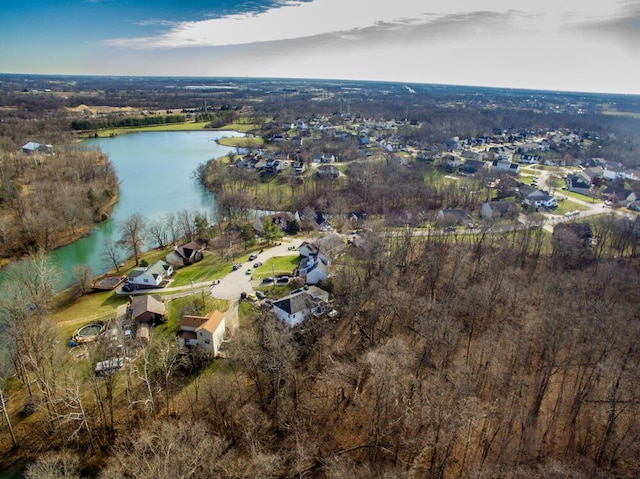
[95,0,639,93]
[104,0,632,49]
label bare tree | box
[70,264,94,298]
[147,217,169,249]
[100,237,122,273]
[24,450,82,479]
[99,420,229,479]
[117,213,147,266]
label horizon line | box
[2,72,639,98]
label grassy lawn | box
[252,255,299,279]
[213,122,262,133]
[424,167,448,183]
[169,252,231,287]
[216,136,264,148]
[552,200,588,215]
[561,189,601,204]
[51,289,128,341]
[87,121,212,137]
[159,295,229,336]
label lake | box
[49,130,244,286]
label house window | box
[199,332,203,336]
[204,340,210,345]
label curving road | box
[117,237,310,334]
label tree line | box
[70,114,187,132]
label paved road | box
[116,237,309,333]
[525,166,624,232]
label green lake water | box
[47,130,244,286]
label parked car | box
[232,263,242,271]
[245,268,252,275]
[255,291,266,300]
[261,276,274,284]
[276,276,290,284]
[253,261,263,268]
[248,254,258,261]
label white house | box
[313,153,335,163]
[523,191,558,209]
[272,287,330,327]
[178,310,226,356]
[492,159,520,174]
[22,141,52,155]
[127,261,173,289]
[297,250,330,284]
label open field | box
[216,136,264,148]
[85,121,212,137]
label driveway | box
[209,238,307,298]
[115,237,310,334]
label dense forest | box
[0,147,118,260]
[1,232,638,478]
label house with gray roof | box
[127,261,173,289]
[22,141,52,155]
[566,172,592,195]
[480,201,519,220]
[271,287,330,327]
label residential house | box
[296,233,344,284]
[178,310,226,356]
[497,150,513,162]
[316,164,340,178]
[584,166,604,185]
[127,261,173,289]
[297,250,330,284]
[437,208,473,225]
[416,149,436,162]
[128,294,166,326]
[444,137,461,151]
[165,239,207,267]
[523,191,557,209]
[314,232,345,257]
[271,286,330,327]
[313,153,335,163]
[461,150,480,160]
[22,141,52,155]
[492,159,520,174]
[346,211,368,225]
[602,186,637,206]
[314,211,332,232]
[460,159,487,175]
[444,155,462,172]
[625,169,640,182]
[265,159,285,172]
[293,160,306,174]
[480,201,519,220]
[602,165,626,182]
[566,173,592,195]
[518,154,541,164]
[252,212,297,234]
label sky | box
[1,0,639,94]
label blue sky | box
[1,0,639,94]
